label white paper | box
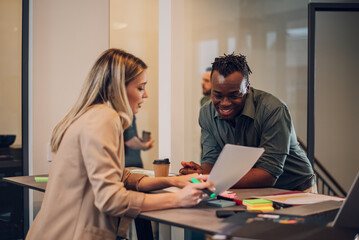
[207,144,264,195]
[257,192,345,205]
[130,169,155,177]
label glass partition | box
[183,0,308,163]
[308,3,359,191]
[0,0,25,238]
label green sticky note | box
[243,198,272,205]
[34,177,48,182]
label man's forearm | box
[125,137,146,150]
[201,163,214,174]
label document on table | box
[130,169,155,177]
[256,192,344,205]
[207,144,264,195]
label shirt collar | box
[241,87,256,120]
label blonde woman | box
[26,49,212,240]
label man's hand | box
[179,161,203,175]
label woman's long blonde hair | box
[50,48,147,152]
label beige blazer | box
[26,104,147,240]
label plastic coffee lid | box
[153,158,170,164]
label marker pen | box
[190,178,216,198]
[217,195,242,205]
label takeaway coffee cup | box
[153,158,170,177]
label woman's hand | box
[171,173,209,188]
[174,180,214,207]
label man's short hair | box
[211,53,252,82]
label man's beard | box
[203,89,211,96]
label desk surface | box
[3,174,289,235]
[3,174,47,192]
[141,188,288,235]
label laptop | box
[285,171,359,229]
[332,170,359,229]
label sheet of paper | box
[130,169,155,177]
[256,192,344,205]
[207,144,264,195]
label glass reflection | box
[184,0,308,162]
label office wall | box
[31,0,109,216]
[315,11,359,191]
[109,0,159,170]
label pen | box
[190,178,216,198]
[272,201,292,209]
[217,195,242,205]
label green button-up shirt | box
[199,87,313,190]
[200,95,211,107]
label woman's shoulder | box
[83,104,119,120]
[79,104,122,129]
[87,104,118,115]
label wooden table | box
[3,174,47,192]
[3,175,290,239]
[140,188,288,236]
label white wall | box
[31,0,109,215]
[110,0,159,170]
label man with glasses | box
[180,53,316,192]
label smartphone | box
[142,130,151,142]
[207,199,237,208]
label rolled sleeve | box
[124,126,136,142]
[254,105,292,179]
[123,191,145,218]
[122,168,148,191]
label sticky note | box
[242,198,273,206]
[34,177,48,182]
[246,206,274,212]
